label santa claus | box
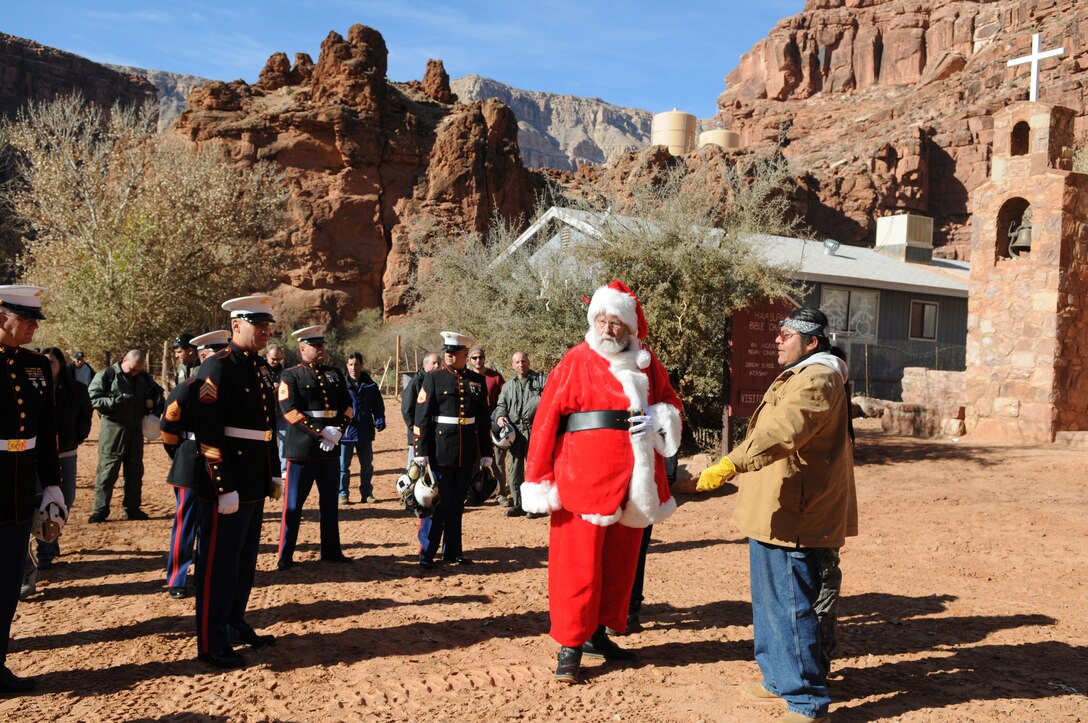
[522,280,682,683]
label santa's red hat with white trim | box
[586,280,648,339]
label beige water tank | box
[651,109,697,155]
[698,128,741,150]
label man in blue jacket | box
[339,352,385,504]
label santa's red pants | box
[548,507,645,647]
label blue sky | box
[4,1,804,118]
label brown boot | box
[740,680,781,703]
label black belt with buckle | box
[558,410,632,434]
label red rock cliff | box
[714,0,1087,256]
[0,32,157,117]
[175,25,541,320]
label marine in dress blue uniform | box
[413,332,493,568]
[276,325,352,568]
[192,297,282,669]
[160,330,229,600]
[0,285,65,694]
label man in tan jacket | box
[698,307,857,723]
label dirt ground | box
[4,410,1086,722]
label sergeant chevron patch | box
[199,379,218,403]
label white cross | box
[1007,33,1064,102]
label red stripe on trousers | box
[199,504,219,654]
[277,459,292,556]
[168,488,186,587]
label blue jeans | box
[749,539,831,718]
[339,440,374,498]
[36,453,78,564]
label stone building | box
[964,101,1088,443]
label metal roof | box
[500,207,969,298]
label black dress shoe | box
[87,512,108,523]
[444,556,473,566]
[276,558,293,571]
[505,506,526,517]
[320,554,352,563]
[197,649,246,669]
[418,555,434,569]
[168,587,188,599]
[525,512,547,519]
[582,627,637,661]
[554,646,581,683]
[124,509,150,521]
[0,668,36,696]
[238,633,275,649]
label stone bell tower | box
[965,101,1088,443]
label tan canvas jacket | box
[728,358,858,548]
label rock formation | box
[452,74,654,171]
[105,64,214,130]
[175,25,542,320]
[711,0,1088,257]
[0,33,156,118]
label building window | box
[820,287,879,341]
[910,301,938,341]
[1011,121,1030,156]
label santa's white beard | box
[593,330,628,355]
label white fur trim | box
[521,480,561,514]
[650,402,682,458]
[577,334,674,529]
[581,507,623,526]
[655,495,677,523]
[587,286,638,337]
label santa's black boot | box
[554,646,582,683]
[582,625,637,661]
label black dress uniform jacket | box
[279,363,351,461]
[413,366,493,467]
[0,346,59,523]
[160,378,205,491]
[192,342,280,502]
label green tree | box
[413,151,804,447]
[0,95,289,360]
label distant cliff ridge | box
[105,64,214,130]
[0,33,156,118]
[451,74,653,171]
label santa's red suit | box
[523,281,682,647]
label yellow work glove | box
[696,457,737,492]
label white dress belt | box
[1,436,37,452]
[224,426,273,441]
[435,416,475,425]
[303,411,337,418]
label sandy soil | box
[4,411,1086,722]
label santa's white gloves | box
[414,456,429,468]
[270,477,284,501]
[39,485,68,518]
[218,491,240,515]
[628,407,656,439]
[319,425,343,452]
[480,457,494,469]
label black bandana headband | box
[780,318,826,337]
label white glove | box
[319,425,342,452]
[480,457,494,469]
[40,485,68,519]
[218,491,240,515]
[270,477,283,501]
[414,456,428,468]
[628,407,656,439]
